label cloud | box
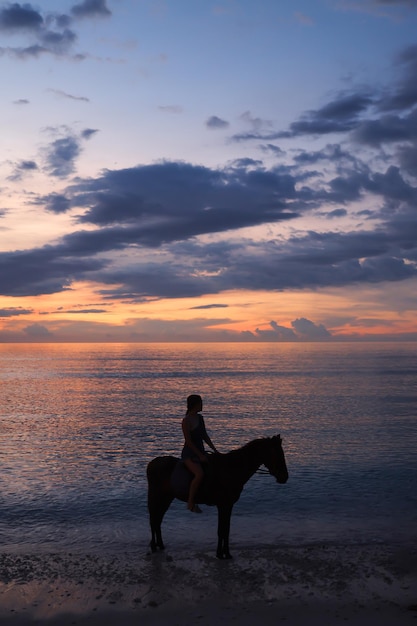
[190,304,229,310]
[42,193,71,214]
[253,318,331,341]
[233,42,417,146]
[59,308,108,313]
[48,89,90,102]
[0,3,43,31]
[206,115,230,129]
[240,110,272,132]
[62,160,298,233]
[41,127,98,178]
[0,307,32,317]
[71,0,112,19]
[0,246,106,296]
[44,135,81,178]
[8,159,38,181]
[1,42,416,319]
[325,208,348,219]
[291,317,332,339]
[378,44,417,112]
[23,323,53,337]
[0,1,111,60]
[158,105,183,114]
[2,122,416,300]
[254,321,297,341]
[81,128,99,140]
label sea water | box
[0,342,416,554]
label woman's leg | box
[183,459,204,511]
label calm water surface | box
[0,342,416,553]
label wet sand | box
[0,542,416,625]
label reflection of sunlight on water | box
[1,342,416,552]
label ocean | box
[0,342,416,555]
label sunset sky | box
[1,0,417,342]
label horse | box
[147,434,288,559]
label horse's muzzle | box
[276,473,288,484]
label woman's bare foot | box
[187,503,202,513]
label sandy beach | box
[1,542,416,625]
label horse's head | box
[263,435,288,484]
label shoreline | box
[1,542,416,625]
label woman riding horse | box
[181,394,219,513]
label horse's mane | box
[223,436,272,460]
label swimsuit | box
[181,414,207,462]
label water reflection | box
[1,342,416,551]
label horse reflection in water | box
[147,435,288,559]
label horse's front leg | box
[150,523,164,552]
[216,503,233,559]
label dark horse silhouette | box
[147,435,288,559]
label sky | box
[1,0,417,343]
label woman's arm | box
[201,417,219,453]
[203,433,218,453]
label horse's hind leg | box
[148,494,173,552]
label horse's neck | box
[226,440,265,484]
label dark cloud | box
[8,159,38,181]
[352,109,417,146]
[289,92,374,136]
[1,43,416,310]
[0,246,105,296]
[23,323,52,337]
[45,135,81,178]
[71,0,111,19]
[13,98,29,105]
[42,193,71,214]
[252,318,331,341]
[0,1,111,59]
[291,317,332,339]
[325,208,348,219]
[260,144,285,156]
[254,321,297,341]
[232,44,417,146]
[206,115,229,129]
[0,307,32,317]
[81,128,98,140]
[42,128,97,178]
[379,45,417,112]
[39,27,76,54]
[232,92,374,142]
[2,123,414,299]
[0,3,43,31]
[60,308,108,313]
[62,161,298,237]
[48,89,90,102]
[189,304,229,310]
